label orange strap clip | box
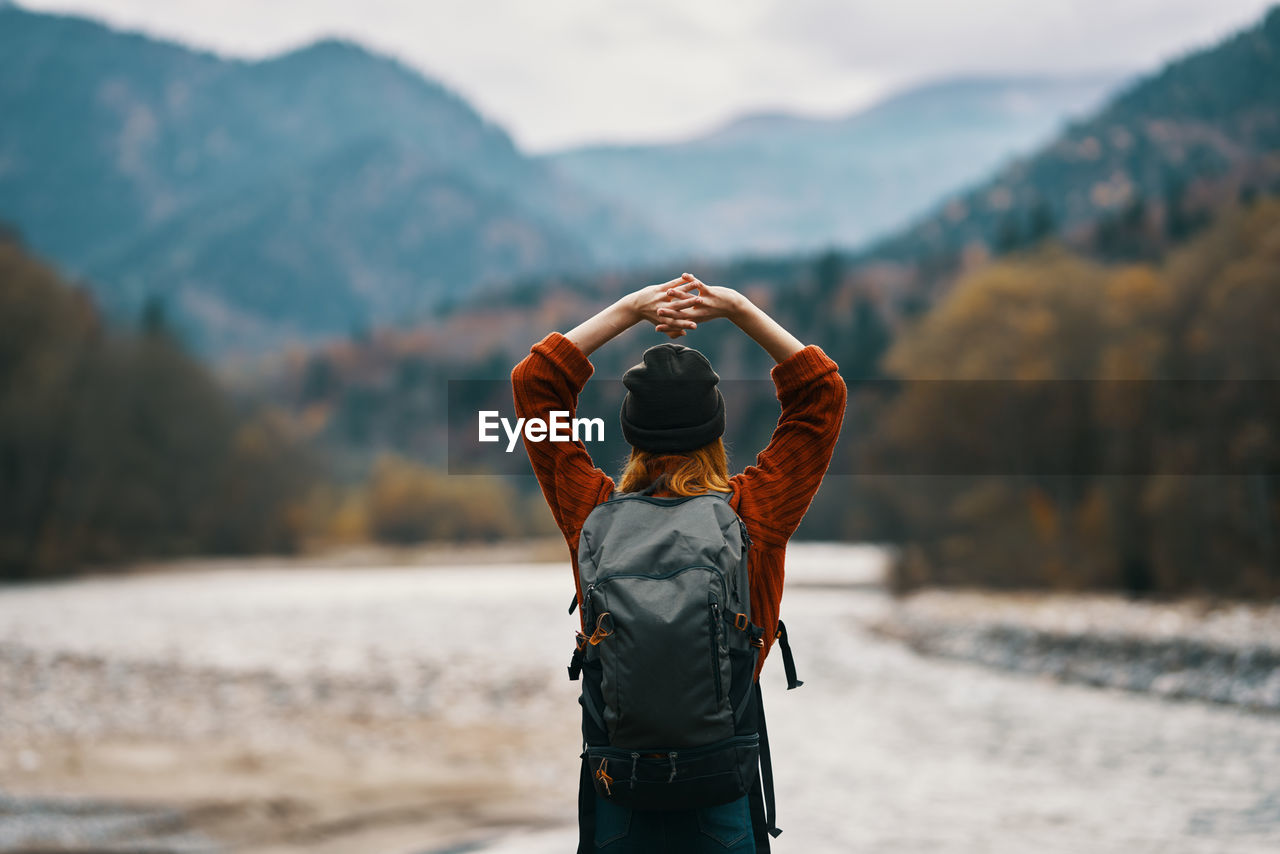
[587,611,614,646]
[596,758,613,796]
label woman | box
[511,273,847,852]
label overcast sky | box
[17,0,1278,153]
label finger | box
[655,276,687,291]
[658,306,709,323]
[656,316,697,330]
[657,295,702,314]
[665,282,701,299]
[655,324,687,337]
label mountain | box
[541,74,1124,259]
[86,137,592,346]
[228,5,1280,555]
[301,3,1280,457]
[0,6,662,351]
[871,5,1280,264]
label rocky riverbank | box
[0,558,583,853]
[3,546,1278,853]
[868,590,1280,712]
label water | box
[1,544,1276,853]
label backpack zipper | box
[603,493,722,508]
[589,564,728,598]
[591,563,725,583]
[708,600,724,705]
[587,733,760,761]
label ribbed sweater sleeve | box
[731,345,848,547]
[510,332,615,549]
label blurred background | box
[1,1,1278,851]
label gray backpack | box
[566,474,802,844]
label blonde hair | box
[618,438,731,496]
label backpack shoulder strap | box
[776,620,804,691]
[749,681,782,847]
[747,620,804,844]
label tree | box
[870,200,1280,596]
[0,243,317,578]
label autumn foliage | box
[873,199,1280,596]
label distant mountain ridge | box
[434,5,1280,371]
[243,6,1280,514]
[6,1,1275,358]
[0,6,661,351]
[542,73,1125,259]
[870,6,1280,264]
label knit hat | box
[620,343,726,453]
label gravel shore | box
[0,556,585,853]
[1,543,1278,853]
[871,590,1280,712]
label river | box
[1,543,1277,853]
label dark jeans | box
[593,793,757,853]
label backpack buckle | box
[734,612,749,632]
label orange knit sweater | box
[511,331,847,680]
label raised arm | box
[734,345,846,545]
[512,277,697,544]
[657,276,848,545]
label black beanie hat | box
[620,343,726,453]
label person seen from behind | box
[511,273,847,852]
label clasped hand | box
[631,273,741,340]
